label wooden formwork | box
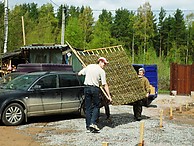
[67,42,146,105]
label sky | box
[5,0,194,19]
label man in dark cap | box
[133,68,150,121]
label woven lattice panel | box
[77,45,146,105]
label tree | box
[157,7,166,58]
[111,8,134,48]
[65,17,84,48]
[26,3,59,44]
[134,2,156,63]
[186,13,194,63]
[27,3,39,21]
[191,21,194,62]
[8,5,25,51]
[0,2,4,53]
[167,9,187,64]
[78,6,94,49]
[174,9,187,47]
[89,9,117,49]
[56,5,63,29]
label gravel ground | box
[17,94,194,146]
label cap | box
[138,68,145,73]
[98,57,109,64]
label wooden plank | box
[66,41,110,101]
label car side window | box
[59,74,79,87]
[36,75,57,89]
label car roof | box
[25,71,76,76]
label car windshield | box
[0,73,23,86]
[3,74,41,90]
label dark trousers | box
[99,94,110,119]
[84,86,100,128]
[133,99,143,119]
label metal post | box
[132,31,134,63]
[61,5,65,45]
[4,0,8,53]
[143,9,147,63]
[22,16,26,46]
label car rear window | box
[36,75,57,89]
[59,74,79,87]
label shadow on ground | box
[26,112,82,125]
[98,112,150,129]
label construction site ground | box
[0,94,193,146]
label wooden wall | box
[170,63,194,95]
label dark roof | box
[1,51,21,59]
[20,44,69,51]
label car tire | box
[2,103,25,126]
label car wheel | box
[2,103,25,126]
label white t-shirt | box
[79,64,107,87]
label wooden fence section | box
[74,45,146,105]
[170,63,194,95]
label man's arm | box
[103,84,112,102]
[144,77,151,97]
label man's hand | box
[146,93,149,98]
[108,96,112,103]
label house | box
[0,44,78,76]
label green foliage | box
[26,3,59,44]
[8,5,25,51]
[174,9,187,47]
[27,3,39,21]
[157,60,170,91]
[0,2,4,52]
[78,6,94,49]
[133,2,156,62]
[65,17,84,48]
[111,8,135,49]
[0,2,4,17]
[88,9,118,49]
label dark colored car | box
[0,71,85,126]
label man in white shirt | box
[78,57,112,132]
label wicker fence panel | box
[76,45,146,105]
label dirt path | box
[0,126,40,146]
